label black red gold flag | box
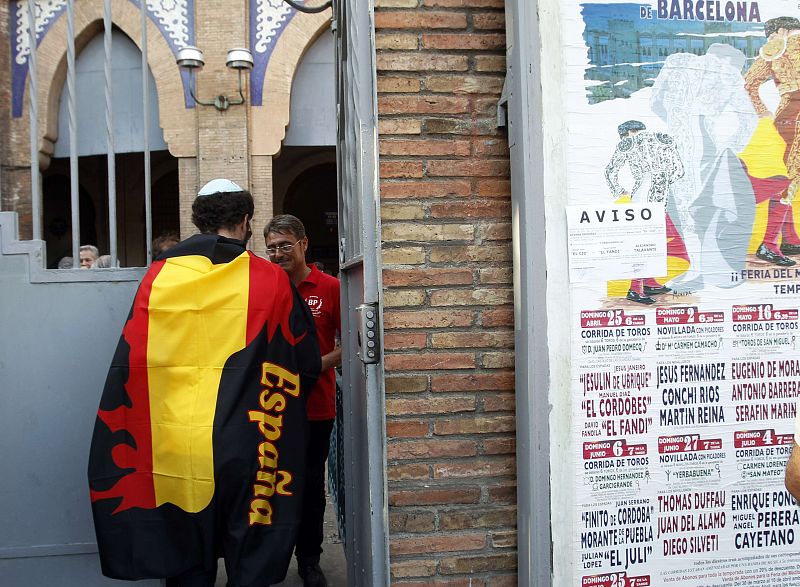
[88,234,320,585]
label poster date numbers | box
[733,429,793,448]
[581,572,651,587]
[584,439,647,459]
[732,304,798,323]
[658,434,722,454]
[655,307,723,325]
[582,310,645,328]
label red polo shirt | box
[296,264,341,420]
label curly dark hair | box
[191,190,255,234]
[765,17,800,37]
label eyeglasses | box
[266,241,301,257]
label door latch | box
[356,302,380,364]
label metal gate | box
[0,214,154,586]
[332,0,390,583]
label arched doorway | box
[43,27,178,267]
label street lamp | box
[176,46,254,111]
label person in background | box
[79,244,99,268]
[152,232,180,260]
[91,255,113,269]
[264,214,341,587]
[57,256,73,269]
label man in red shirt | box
[264,214,341,587]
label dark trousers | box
[165,565,217,587]
[295,419,334,562]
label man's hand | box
[785,442,800,501]
[321,346,342,371]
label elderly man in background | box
[79,244,99,268]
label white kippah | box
[197,178,244,196]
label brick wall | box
[375,0,517,584]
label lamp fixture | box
[176,46,254,111]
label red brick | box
[385,332,428,350]
[383,268,473,286]
[491,530,517,548]
[429,246,513,264]
[479,267,513,284]
[376,11,467,29]
[380,138,470,157]
[425,75,505,95]
[388,438,477,460]
[474,54,506,72]
[429,200,510,218]
[381,179,471,199]
[439,553,517,574]
[473,137,509,156]
[423,117,472,134]
[376,32,420,50]
[474,97,500,116]
[473,12,506,30]
[427,159,509,177]
[422,33,505,50]
[381,161,425,178]
[433,456,516,478]
[390,559,438,579]
[439,506,517,530]
[482,307,514,327]
[390,533,486,556]
[387,396,476,416]
[379,95,470,114]
[480,222,512,240]
[386,420,431,438]
[378,76,422,93]
[433,415,516,435]
[378,53,470,73]
[389,486,481,506]
[384,309,473,329]
[432,372,515,392]
[482,437,516,455]
[482,351,514,369]
[388,463,431,481]
[488,483,517,503]
[395,579,486,587]
[385,352,476,370]
[390,511,437,533]
[475,178,511,197]
[429,288,513,307]
[483,394,516,412]
[430,331,514,349]
[386,375,429,393]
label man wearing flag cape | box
[88,179,321,587]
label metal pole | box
[27,0,41,241]
[141,0,152,264]
[67,0,80,268]
[104,0,117,265]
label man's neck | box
[290,264,312,287]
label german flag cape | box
[88,234,320,585]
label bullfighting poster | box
[564,1,800,585]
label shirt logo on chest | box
[306,295,323,317]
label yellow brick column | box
[249,154,273,258]
[194,2,250,189]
